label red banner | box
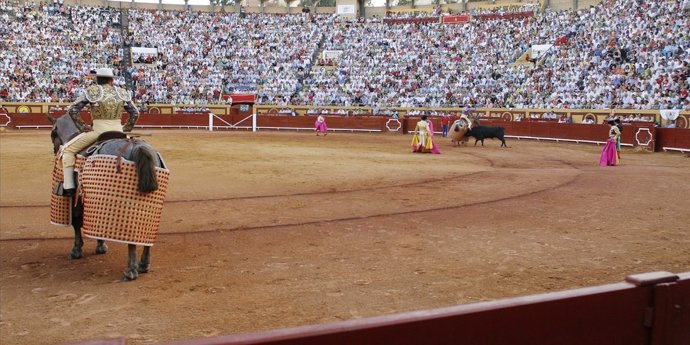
[441,15,470,24]
[220,94,256,104]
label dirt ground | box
[1,129,689,345]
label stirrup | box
[53,182,74,197]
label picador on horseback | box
[49,67,170,280]
[60,68,139,196]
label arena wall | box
[62,271,690,345]
[5,103,686,128]
[2,103,688,152]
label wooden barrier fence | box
[2,112,688,153]
[3,103,687,127]
[61,271,690,345]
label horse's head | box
[47,115,61,155]
[48,115,81,155]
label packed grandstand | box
[0,0,688,110]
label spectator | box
[441,113,449,137]
[1,0,688,111]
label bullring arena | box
[2,0,690,343]
[1,126,690,344]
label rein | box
[116,138,138,173]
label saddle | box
[79,131,128,158]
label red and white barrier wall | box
[1,109,688,153]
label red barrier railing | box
[60,271,690,345]
[655,128,690,152]
[5,113,688,151]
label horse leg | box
[95,240,108,255]
[69,222,83,259]
[123,244,139,281]
[138,246,151,274]
[69,199,85,259]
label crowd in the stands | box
[0,0,688,110]
[0,0,123,102]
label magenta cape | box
[315,119,328,133]
[599,139,618,166]
[427,121,441,154]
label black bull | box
[464,125,508,147]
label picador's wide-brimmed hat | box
[95,68,115,78]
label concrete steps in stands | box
[119,8,135,93]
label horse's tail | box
[132,145,158,193]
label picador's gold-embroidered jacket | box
[68,85,139,132]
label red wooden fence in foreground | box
[62,271,690,345]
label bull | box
[464,125,508,147]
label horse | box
[450,120,469,146]
[48,114,167,280]
[450,114,482,146]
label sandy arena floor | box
[1,130,689,345]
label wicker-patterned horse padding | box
[50,156,85,226]
[79,154,170,246]
[50,159,71,226]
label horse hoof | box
[69,248,83,260]
[137,263,150,274]
[95,243,108,255]
[123,268,139,281]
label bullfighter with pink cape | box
[315,115,328,136]
[599,120,620,166]
[411,115,441,154]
